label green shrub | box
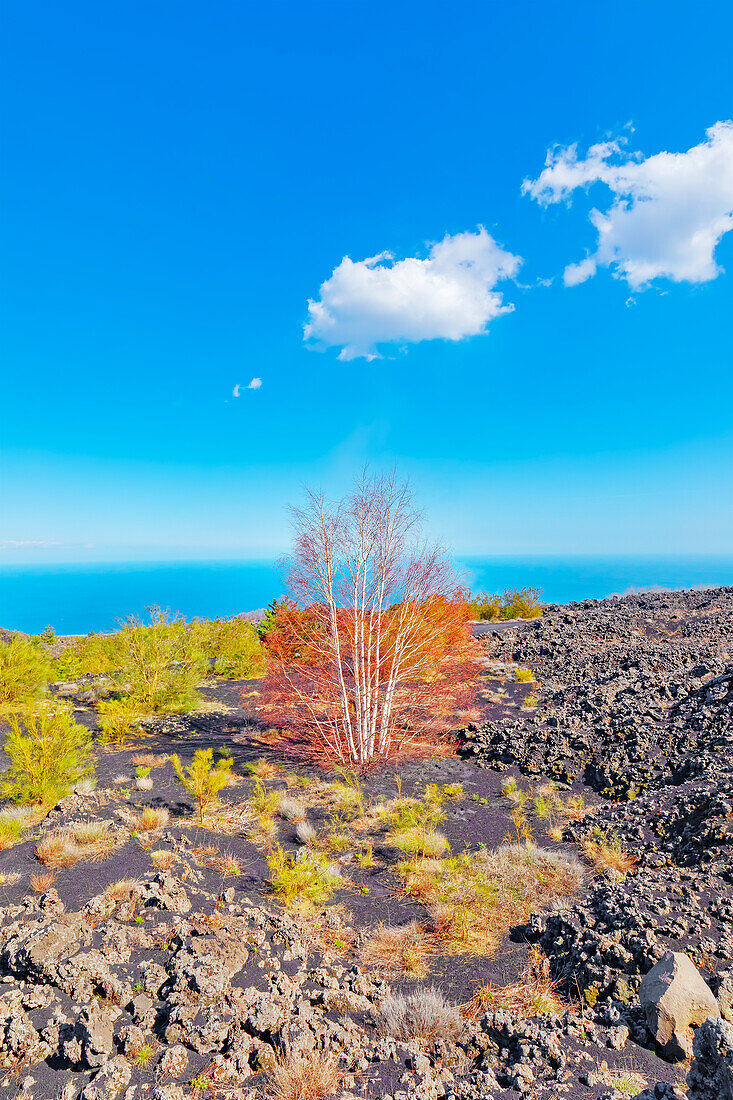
[114,608,203,713]
[500,587,544,620]
[0,703,94,805]
[96,698,142,744]
[54,632,124,680]
[267,844,341,907]
[0,635,54,709]
[515,668,534,683]
[39,625,56,644]
[468,592,502,621]
[186,617,266,679]
[468,587,544,622]
[170,748,233,823]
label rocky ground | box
[1,587,733,1099]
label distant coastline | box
[2,554,733,636]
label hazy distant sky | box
[2,0,732,563]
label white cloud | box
[523,121,733,289]
[304,227,522,361]
[232,379,261,396]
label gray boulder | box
[687,1016,733,1099]
[639,951,719,1060]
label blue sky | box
[2,0,732,563]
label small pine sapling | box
[170,748,233,823]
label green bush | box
[468,587,544,621]
[0,703,94,805]
[54,632,124,680]
[171,748,233,823]
[114,608,203,713]
[186,617,266,679]
[96,698,142,744]
[0,635,54,710]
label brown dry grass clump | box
[265,1049,344,1100]
[136,807,170,832]
[463,947,564,1018]
[131,753,168,768]
[106,878,140,901]
[36,820,121,869]
[151,849,176,871]
[30,871,56,893]
[581,834,637,880]
[360,921,435,980]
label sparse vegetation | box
[267,844,341,908]
[463,946,564,1017]
[515,668,534,682]
[136,806,170,832]
[360,921,434,979]
[581,829,637,880]
[36,820,121,868]
[0,702,94,805]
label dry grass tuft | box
[360,921,434,980]
[601,1068,647,1095]
[30,871,56,893]
[36,820,121,869]
[463,947,564,1019]
[378,986,463,1043]
[136,807,170,832]
[265,1049,344,1100]
[151,849,176,871]
[132,753,168,768]
[106,877,141,901]
[581,834,637,880]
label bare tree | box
[261,471,479,764]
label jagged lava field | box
[1,586,732,1100]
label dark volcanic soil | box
[1,586,732,1099]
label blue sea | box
[1,555,733,635]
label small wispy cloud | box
[232,378,262,397]
[0,540,62,551]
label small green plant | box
[533,795,553,819]
[501,777,518,797]
[0,814,23,850]
[170,748,233,824]
[39,625,56,645]
[515,668,534,683]
[1,703,94,805]
[249,778,280,817]
[0,635,54,710]
[424,782,463,805]
[133,1043,155,1067]
[190,1076,209,1092]
[267,844,341,908]
[523,693,538,708]
[356,843,375,868]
